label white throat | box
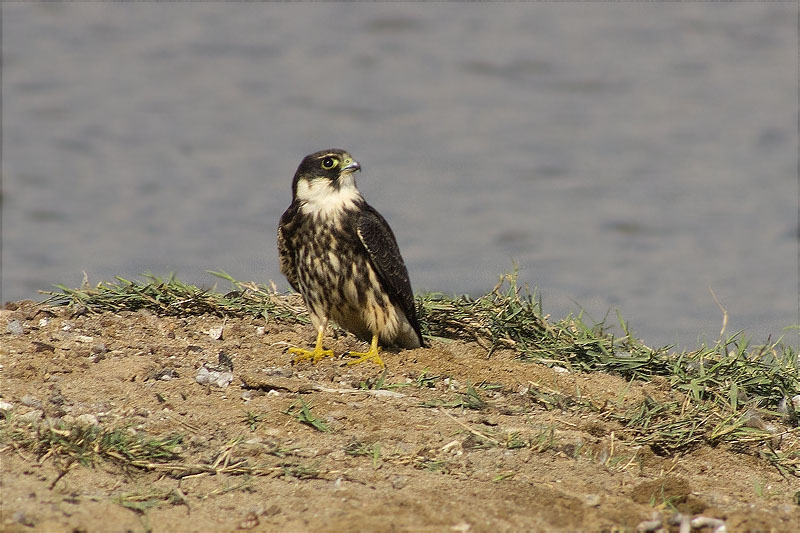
[296,173,362,220]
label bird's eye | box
[321,157,338,170]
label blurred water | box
[3,3,798,350]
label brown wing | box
[356,204,424,347]
[277,205,300,292]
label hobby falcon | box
[277,149,424,367]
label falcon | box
[277,149,424,367]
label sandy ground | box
[1,300,798,532]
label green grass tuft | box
[284,400,330,433]
[1,418,182,470]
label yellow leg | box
[347,334,384,368]
[290,325,334,364]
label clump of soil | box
[1,300,798,532]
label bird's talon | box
[290,346,334,365]
[345,334,384,367]
[346,349,384,368]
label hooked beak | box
[342,159,361,173]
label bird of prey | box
[277,149,424,367]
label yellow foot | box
[346,334,384,367]
[290,324,333,365]
[290,346,334,365]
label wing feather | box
[356,205,424,346]
[277,206,300,292]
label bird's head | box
[291,149,363,217]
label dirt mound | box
[1,300,798,532]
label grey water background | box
[3,3,798,351]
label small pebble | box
[675,514,691,533]
[20,395,43,409]
[691,516,727,533]
[195,366,233,388]
[0,401,14,412]
[75,414,99,426]
[443,378,460,390]
[208,326,224,340]
[91,343,108,354]
[18,410,43,423]
[7,320,24,335]
[156,368,179,381]
[636,519,662,533]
